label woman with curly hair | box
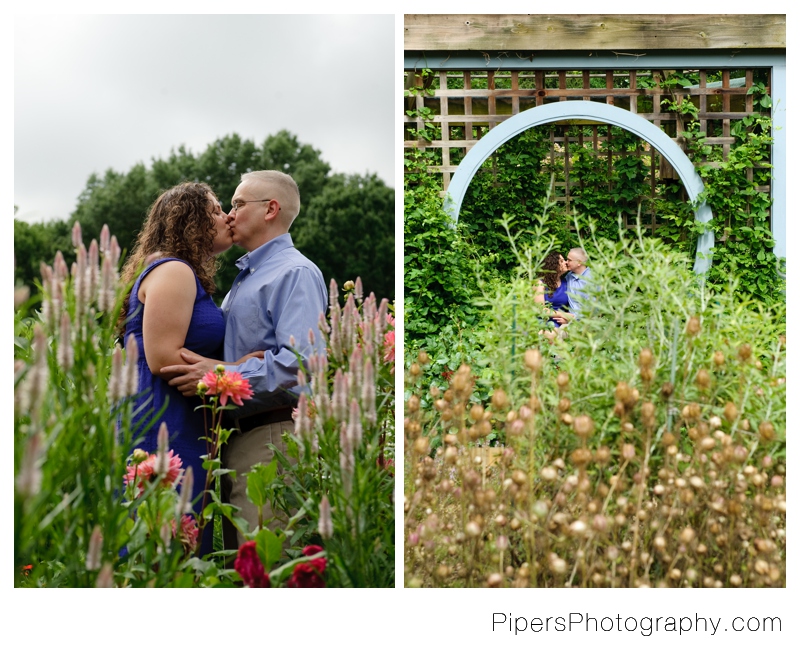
[534,250,574,339]
[119,182,261,551]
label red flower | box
[288,545,327,588]
[234,541,271,588]
[201,370,253,406]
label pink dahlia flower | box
[174,514,199,551]
[201,370,254,406]
[124,449,183,493]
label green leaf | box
[255,528,284,572]
[246,458,279,509]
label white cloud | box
[14,14,394,222]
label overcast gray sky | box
[14,14,395,223]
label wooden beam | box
[404,14,786,51]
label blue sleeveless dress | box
[544,281,570,328]
[125,258,225,538]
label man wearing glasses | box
[564,247,594,320]
[162,170,327,550]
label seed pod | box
[640,401,656,429]
[621,443,636,460]
[511,470,527,486]
[407,395,420,413]
[573,414,594,439]
[679,526,696,544]
[594,446,611,464]
[524,349,543,373]
[413,437,429,455]
[695,369,711,390]
[713,350,725,367]
[723,402,738,423]
[615,381,632,404]
[417,351,430,365]
[409,363,421,377]
[540,466,557,481]
[640,367,654,382]
[465,521,482,538]
[758,421,775,442]
[491,388,509,410]
[686,315,701,337]
[570,448,592,467]
[639,348,654,368]
[469,404,484,422]
[660,382,674,399]
[556,372,569,390]
[738,343,752,362]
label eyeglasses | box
[230,198,273,212]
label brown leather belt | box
[234,407,295,433]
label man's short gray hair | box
[241,170,301,223]
[569,247,588,264]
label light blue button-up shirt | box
[222,233,328,418]
[565,267,593,319]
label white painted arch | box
[444,101,714,274]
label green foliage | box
[404,153,479,343]
[15,131,393,307]
[14,219,72,291]
[15,227,395,587]
[270,288,396,587]
[405,223,786,588]
[294,173,394,302]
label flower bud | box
[86,526,103,571]
[318,496,333,539]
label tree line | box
[15,130,394,304]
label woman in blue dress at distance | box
[118,182,261,553]
[534,250,575,341]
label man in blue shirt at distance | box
[162,170,328,549]
[564,247,593,320]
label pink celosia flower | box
[234,541,271,588]
[124,449,183,493]
[201,370,254,406]
[383,314,395,373]
[288,545,326,588]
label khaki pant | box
[221,419,295,550]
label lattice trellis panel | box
[404,67,772,232]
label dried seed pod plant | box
[404,227,785,588]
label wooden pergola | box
[404,14,786,260]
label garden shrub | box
[404,228,785,588]
[14,225,394,588]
